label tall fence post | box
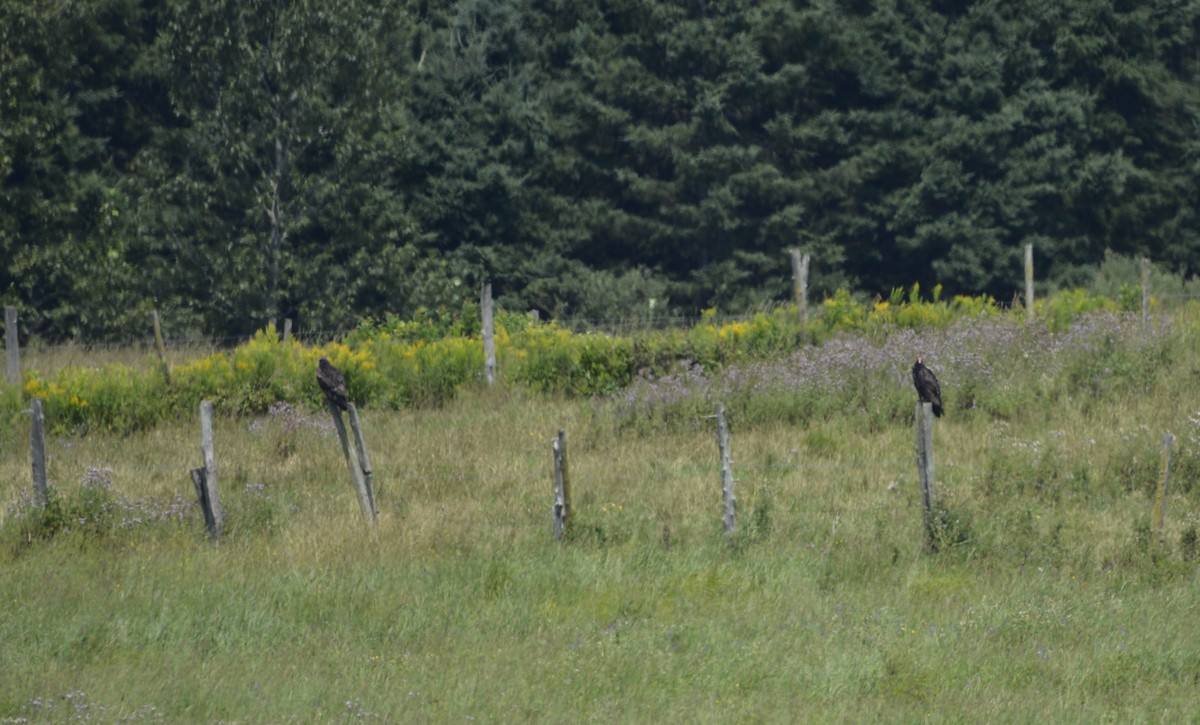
[915,401,938,552]
[1141,257,1151,323]
[481,281,496,386]
[552,429,571,542]
[327,401,377,526]
[152,310,171,386]
[346,404,377,518]
[30,397,48,507]
[282,318,293,342]
[1024,243,1034,320]
[790,250,810,325]
[715,403,736,539]
[1152,432,1176,546]
[5,305,19,386]
[194,400,224,539]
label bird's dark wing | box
[318,360,350,410]
[912,362,944,417]
[919,367,943,416]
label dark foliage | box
[5,0,1200,341]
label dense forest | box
[3,0,1199,341]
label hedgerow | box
[0,287,1162,434]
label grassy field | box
[3,313,1200,722]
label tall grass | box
[2,310,1200,721]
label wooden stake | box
[328,401,376,525]
[1141,258,1151,323]
[282,318,293,342]
[5,305,19,386]
[198,400,224,537]
[347,403,376,518]
[915,401,937,552]
[30,397,48,507]
[1152,432,1176,546]
[790,250,810,325]
[190,467,219,540]
[552,429,571,541]
[715,403,736,539]
[1024,243,1034,320]
[481,281,496,386]
[152,310,171,386]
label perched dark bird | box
[912,357,943,417]
[317,357,350,411]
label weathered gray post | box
[552,429,571,541]
[715,403,736,539]
[197,400,224,538]
[1152,432,1176,546]
[5,305,19,386]
[1141,258,1151,323]
[481,281,496,386]
[1024,243,1034,319]
[328,401,376,525]
[189,467,217,539]
[152,310,171,386]
[282,318,293,342]
[346,404,376,518]
[790,250,811,325]
[915,401,937,551]
[30,397,48,507]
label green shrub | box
[10,285,1165,434]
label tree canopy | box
[3,0,1199,341]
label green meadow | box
[3,305,1200,722]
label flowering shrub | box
[25,363,166,433]
[603,311,1176,431]
[11,287,1159,434]
[505,323,635,396]
[1035,288,1118,331]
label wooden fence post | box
[1141,258,1151,323]
[152,310,171,386]
[715,403,736,539]
[790,250,810,325]
[481,281,496,386]
[1024,243,1034,319]
[552,429,571,541]
[282,318,293,342]
[5,305,19,386]
[30,397,48,507]
[347,404,377,518]
[196,400,224,538]
[915,401,938,551]
[327,401,377,526]
[1152,432,1176,546]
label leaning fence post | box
[481,281,496,386]
[1024,243,1035,319]
[552,429,571,541]
[915,401,938,551]
[152,310,172,386]
[5,305,19,386]
[1152,432,1176,546]
[30,397,48,507]
[715,403,736,539]
[327,401,376,526]
[346,404,377,518]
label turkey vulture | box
[317,357,350,411]
[911,357,943,417]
